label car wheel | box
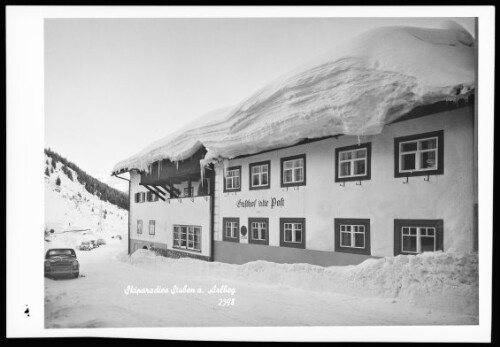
[73,272,79,278]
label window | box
[335,143,371,182]
[222,217,239,242]
[248,217,269,245]
[223,166,241,192]
[394,219,443,255]
[394,130,444,177]
[281,154,306,187]
[135,192,146,203]
[146,191,159,202]
[137,220,143,234]
[173,225,201,252]
[280,218,305,249]
[334,218,371,255]
[249,161,271,190]
[149,220,155,235]
[183,187,194,197]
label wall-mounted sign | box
[236,197,285,209]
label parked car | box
[79,241,93,251]
[44,248,79,279]
[90,240,97,248]
[116,235,122,240]
[96,238,106,246]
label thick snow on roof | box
[113,20,475,174]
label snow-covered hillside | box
[113,20,475,174]
[44,155,128,250]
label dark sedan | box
[44,248,79,279]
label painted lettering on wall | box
[236,197,285,209]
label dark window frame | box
[223,166,242,193]
[335,143,372,182]
[222,217,240,243]
[248,217,270,245]
[280,154,306,188]
[394,219,444,255]
[394,130,444,178]
[183,186,194,197]
[249,160,271,190]
[334,218,371,255]
[279,218,306,249]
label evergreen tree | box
[56,176,61,186]
[45,167,50,176]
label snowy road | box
[45,240,476,328]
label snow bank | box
[113,21,475,174]
[118,249,478,315]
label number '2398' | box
[218,298,235,307]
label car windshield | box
[47,249,75,257]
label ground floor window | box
[248,217,269,245]
[137,220,143,234]
[279,218,305,249]
[222,217,240,242]
[149,220,155,235]
[394,219,443,255]
[334,218,371,255]
[173,225,201,252]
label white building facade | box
[124,103,477,266]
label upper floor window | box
[222,217,239,242]
[394,130,444,177]
[183,187,194,197]
[394,219,443,255]
[149,220,155,235]
[334,218,371,255]
[146,191,159,202]
[224,166,241,192]
[279,218,305,249]
[335,143,371,182]
[281,154,306,187]
[249,160,271,190]
[135,192,145,203]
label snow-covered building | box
[113,21,477,266]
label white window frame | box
[251,164,269,188]
[173,225,201,251]
[399,136,439,173]
[338,148,368,178]
[148,220,155,235]
[225,168,241,190]
[339,224,366,249]
[283,222,303,243]
[283,158,304,184]
[401,226,436,254]
[251,222,267,240]
[225,221,239,238]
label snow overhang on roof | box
[112,20,475,175]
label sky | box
[44,17,475,191]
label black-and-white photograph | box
[6,6,495,342]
